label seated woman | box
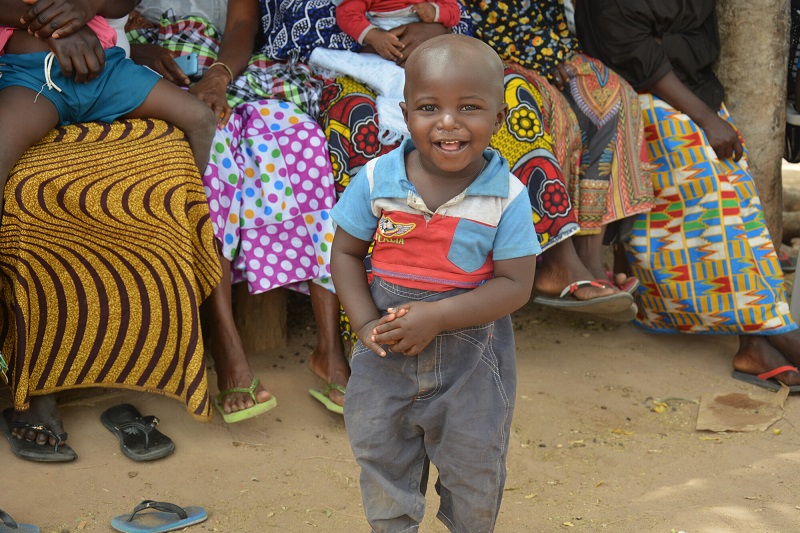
[465,0,655,315]
[576,0,800,389]
[0,0,220,460]
[127,0,348,416]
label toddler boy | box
[330,34,540,533]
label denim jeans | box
[344,277,517,533]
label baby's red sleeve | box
[432,0,462,28]
[336,0,375,43]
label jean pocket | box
[447,219,496,273]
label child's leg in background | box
[0,87,61,216]
[124,80,216,172]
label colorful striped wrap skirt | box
[627,95,796,335]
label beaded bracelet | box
[208,61,234,82]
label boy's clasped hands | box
[360,305,436,357]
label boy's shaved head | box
[404,34,505,105]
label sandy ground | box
[5,164,800,532]
[3,287,800,533]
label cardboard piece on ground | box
[696,385,789,432]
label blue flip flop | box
[111,501,207,533]
[0,509,39,532]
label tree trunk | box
[715,0,790,246]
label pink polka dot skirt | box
[204,100,336,294]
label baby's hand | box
[363,28,405,61]
[411,3,437,23]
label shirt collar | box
[371,138,509,199]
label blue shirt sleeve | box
[330,167,379,242]
[493,188,541,260]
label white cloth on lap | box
[309,48,409,143]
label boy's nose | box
[437,113,459,132]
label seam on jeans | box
[350,342,371,363]
[415,334,443,400]
[378,278,439,300]
[482,322,511,508]
[437,510,459,532]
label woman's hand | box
[20,0,101,39]
[46,24,104,82]
[189,69,233,127]
[129,43,190,86]
[697,112,744,162]
[363,28,404,61]
[386,21,448,67]
[550,63,571,92]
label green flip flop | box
[309,382,345,415]
[214,377,277,423]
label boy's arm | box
[372,255,536,356]
[330,228,390,357]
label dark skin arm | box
[649,70,743,161]
[130,0,258,126]
[190,0,259,126]
[330,228,387,356]
[17,0,138,39]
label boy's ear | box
[493,103,509,135]
[399,101,408,124]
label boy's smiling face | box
[400,36,508,180]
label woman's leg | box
[308,283,348,407]
[533,239,615,300]
[205,253,272,413]
[0,87,69,444]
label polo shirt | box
[332,140,540,292]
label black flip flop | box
[0,408,77,462]
[100,404,175,462]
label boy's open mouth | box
[436,140,467,152]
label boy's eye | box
[461,104,480,111]
[420,105,436,112]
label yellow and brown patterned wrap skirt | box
[0,119,221,420]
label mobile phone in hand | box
[174,53,198,76]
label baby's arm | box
[331,227,390,357]
[16,0,136,40]
[372,255,536,355]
